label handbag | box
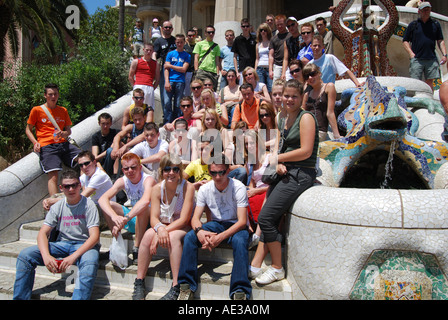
[40,104,81,149]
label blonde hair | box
[200,88,217,108]
[242,66,260,83]
[201,108,223,132]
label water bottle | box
[53,128,61,142]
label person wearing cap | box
[149,18,162,41]
[131,19,145,58]
[403,1,447,91]
[281,17,302,80]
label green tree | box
[0,0,88,75]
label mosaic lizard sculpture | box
[319,76,448,188]
[330,0,398,77]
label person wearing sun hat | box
[403,1,447,91]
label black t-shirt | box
[403,18,443,60]
[269,32,291,66]
[232,34,257,71]
[91,129,118,155]
[153,36,176,65]
[285,35,302,63]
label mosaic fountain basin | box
[285,77,448,299]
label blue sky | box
[82,0,116,15]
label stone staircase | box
[0,220,293,300]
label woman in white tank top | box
[133,155,195,300]
[255,23,273,93]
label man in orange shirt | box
[26,83,80,196]
[231,83,261,129]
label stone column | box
[213,0,244,47]
[170,0,192,35]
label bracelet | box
[154,222,166,233]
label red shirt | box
[134,58,157,87]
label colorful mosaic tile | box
[350,250,448,300]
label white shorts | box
[133,84,155,108]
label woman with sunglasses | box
[242,66,271,103]
[255,23,273,93]
[258,101,277,151]
[254,79,318,285]
[132,155,195,300]
[288,59,305,85]
[302,63,340,141]
[189,79,204,112]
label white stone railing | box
[0,92,133,244]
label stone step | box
[0,221,292,300]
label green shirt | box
[281,110,319,168]
[193,40,221,74]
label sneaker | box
[255,266,285,285]
[178,283,194,300]
[132,278,146,300]
[233,291,247,300]
[249,267,263,280]
[160,284,180,300]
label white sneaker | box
[255,266,285,285]
[249,267,263,280]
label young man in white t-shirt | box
[129,122,169,181]
[177,155,252,301]
[309,35,361,87]
[42,151,115,211]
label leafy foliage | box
[0,6,134,164]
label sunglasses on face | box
[209,169,227,177]
[163,166,180,173]
[123,165,138,172]
[133,96,144,100]
[61,183,80,190]
[241,25,250,28]
[287,24,296,28]
[304,71,318,79]
[181,104,191,108]
[192,86,202,90]
[207,31,215,34]
[259,113,270,118]
[78,161,91,168]
[164,26,173,29]
[290,68,301,74]
[301,31,312,35]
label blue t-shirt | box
[165,50,191,83]
[220,45,235,71]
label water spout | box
[380,139,398,189]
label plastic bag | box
[109,233,128,270]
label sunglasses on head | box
[61,182,79,190]
[209,169,227,177]
[163,166,180,173]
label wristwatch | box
[194,226,203,234]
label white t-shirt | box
[80,167,115,204]
[309,53,348,84]
[196,178,248,223]
[130,139,169,171]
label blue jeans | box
[177,221,251,299]
[228,167,247,185]
[256,66,272,93]
[163,81,185,124]
[13,241,100,300]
